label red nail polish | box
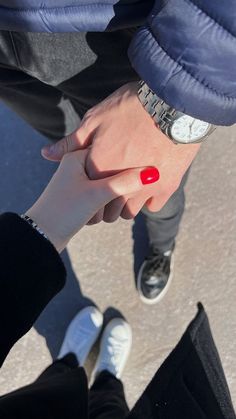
[140,167,160,185]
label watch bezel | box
[165,112,215,144]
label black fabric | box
[0,30,138,140]
[142,168,190,253]
[0,304,234,419]
[0,357,128,419]
[0,212,66,366]
[0,355,88,419]
[128,304,236,419]
[0,214,234,418]
[89,371,129,419]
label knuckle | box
[81,109,94,129]
[84,109,93,119]
[114,175,134,197]
[61,134,72,155]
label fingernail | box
[140,167,160,185]
[41,144,55,156]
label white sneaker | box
[58,306,103,366]
[92,318,132,381]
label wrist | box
[26,205,69,253]
[138,81,215,144]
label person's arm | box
[0,150,158,366]
[0,213,66,367]
[128,0,236,126]
[41,82,200,223]
[41,1,236,223]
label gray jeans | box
[0,30,188,252]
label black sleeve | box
[0,213,66,366]
[129,304,235,419]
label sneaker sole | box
[137,252,175,305]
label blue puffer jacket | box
[0,0,235,126]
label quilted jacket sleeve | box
[128,0,236,126]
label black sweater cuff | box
[0,213,66,365]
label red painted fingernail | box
[140,167,160,185]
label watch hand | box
[188,125,191,138]
[189,119,195,137]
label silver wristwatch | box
[138,81,215,144]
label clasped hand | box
[42,82,200,225]
[27,150,159,253]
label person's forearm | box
[0,150,159,367]
[128,1,236,126]
[0,213,66,366]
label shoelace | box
[99,336,127,374]
[146,249,170,279]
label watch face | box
[171,115,210,144]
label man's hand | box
[42,82,201,223]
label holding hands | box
[41,82,200,224]
[27,150,159,253]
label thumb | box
[97,166,160,204]
[41,129,92,161]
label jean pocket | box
[0,31,21,69]
[10,31,90,86]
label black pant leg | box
[89,371,130,419]
[142,168,190,253]
[0,355,88,419]
[0,30,138,142]
[36,353,78,383]
[0,67,81,140]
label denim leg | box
[142,169,190,253]
[0,30,138,141]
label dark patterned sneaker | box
[137,247,174,304]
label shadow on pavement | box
[0,102,93,358]
[35,249,95,359]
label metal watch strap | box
[138,81,176,130]
[138,81,216,144]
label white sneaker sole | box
[137,253,175,305]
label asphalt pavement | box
[0,101,236,409]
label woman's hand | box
[26,150,159,253]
